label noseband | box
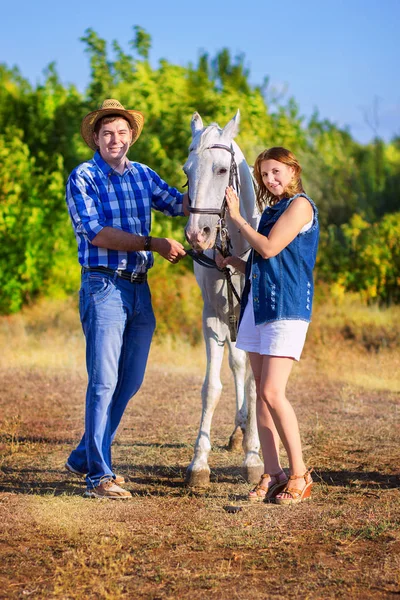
[186,144,239,217]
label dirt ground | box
[0,350,400,599]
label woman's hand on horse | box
[225,186,241,221]
[215,251,227,269]
[152,238,186,263]
[216,251,246,274]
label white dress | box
[235,218,313,361]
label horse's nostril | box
[202,227,211,237]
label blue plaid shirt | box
[66,151,184,273]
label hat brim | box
[81,107,145,151]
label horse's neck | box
[227,141,258,257]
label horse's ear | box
[191,112,204,137]
[222,110,240,140]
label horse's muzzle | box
[185,225,216,252]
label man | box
[65,99,188,499]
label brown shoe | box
[248,471,288,502]
[275,468,313,505]
[84,479,132,500]
[65,462,125,485]
[112,474,126,486]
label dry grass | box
[0,297,399,598]
[1,293,399,389]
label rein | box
[185,247,242,342]
[184,143,242,341]
[185,248,241,302]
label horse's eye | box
[218,168,228,175]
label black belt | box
[82,266,147,283]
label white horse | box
[184,110,264,487]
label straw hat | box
[81,99,145,150]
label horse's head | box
[184,111,240,251]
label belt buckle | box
[130,271,136,283]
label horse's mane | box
[190,124,223,152]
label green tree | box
[318,212,400,304]
[0,26,399,315]
[80,28,114,104]
[132,26,152,60]
[0,132,68,312]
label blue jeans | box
[67,270,155,488]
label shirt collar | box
[125,160,136,174]
[93,150,134,176]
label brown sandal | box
[248,471,288,502]
[275,468,313,505]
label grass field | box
[0,297,399,599]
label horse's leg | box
[241,358,264,483]
[226,341,247,452]
[185,317,225,487]
[225,341,263,482]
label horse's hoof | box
[185,467,210,488]
[228,427,244,452]
[242,464,264,484]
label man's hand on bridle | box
[151,238,186,264]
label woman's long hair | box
[253,147,304,212]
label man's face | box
[93,118,133,167]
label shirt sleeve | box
[66,170,106,241]
[148,168,184,217]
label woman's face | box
[260,159,294,198]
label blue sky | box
[2,0,399,143]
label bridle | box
[186,143,239,219]
[184,143,243,341]
[185,143,239,257]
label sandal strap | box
[259,471,287,483]
[281,487,303,499]
[251,475,270,494]
[251,474,270,491]
[251,471,287,495]
[280,469,313,499]
[288,467,313,481]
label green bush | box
[318,212,400,305]
[0,133,67,312]
[0,27,399,314]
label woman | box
[218,147,319,504]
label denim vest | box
[240,193,319,326]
